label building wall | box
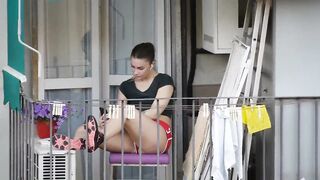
[0,0,10,179]
[274,1,320,180]
[274,0,320,97]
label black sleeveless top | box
[119,73,174,117]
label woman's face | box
[131,57,153,81]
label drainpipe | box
[17,0,42,85]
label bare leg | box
[101,116,128,140]
[73,116,134,151]
[98,132,135,153]
[124,109,169,153]
[72,115,124,141]
[73,112,169,153]
[73,123,135,152]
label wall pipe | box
[18,0,42,79]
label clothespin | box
[52,103,65,116]
[108,104,136,119]
[243,97,249,106]
[108,105,118,119]
[127,105,135,119]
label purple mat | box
[109,153,170,165]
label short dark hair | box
[130,42,155,64]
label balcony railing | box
[9,96,320,180]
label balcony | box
[9,96,320,180]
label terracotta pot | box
[36,119,57,139]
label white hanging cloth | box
[199,38,250,180]
[230,107,244,180]
[208,106,243,180]
[211,106,232,180]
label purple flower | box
[34,103,51,119]
[62,107,68,117]
[33,102,71,130]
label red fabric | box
[36,120,57,139]
[157,119,172,153]
[135,119,172,153]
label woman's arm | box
[143,85,174,119]
[117,90,127,105]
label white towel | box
[211,107,229,180]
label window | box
[44,0,91,79]
[109,0,156,75]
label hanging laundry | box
[211,106,234,180]
[183,104,210,180]
[230,107,243,180]
[224,108,236,174]
[242,105,271,134]
[212,106,244,180]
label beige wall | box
[193,0,229,96]
[193,54,228,86]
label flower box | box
[34,102,68,139]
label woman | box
[53,42,174,154]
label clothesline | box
[183,103,272,180]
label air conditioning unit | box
[33,139,76,180]
[202,0,249,54]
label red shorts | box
[135,119,172,154]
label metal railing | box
[274,97,320,180]
[9,95,320,180]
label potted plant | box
[34,102,68,139]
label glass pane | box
[109,0,156,75]
[45,88,92,137]
[110,86,119,99]
[45,0,92,78]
